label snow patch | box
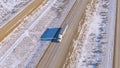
[63,0,116,68]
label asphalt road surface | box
[0,0,45,42]
[36,0,91,68]
[113,0,120,68]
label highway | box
[36,0,91,68]
[113,0,120,68]
[0,0,46,42]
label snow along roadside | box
[26,0,77,67]
[63,0,116,68]
[0,0,76,67]
[0,0,57,64]
[0,0,34,28]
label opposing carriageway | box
[113,0,120,68]
[0,0,46,42]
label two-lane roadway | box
[36,0,91,68]
[0,0,46,42]
[113,0,120,68]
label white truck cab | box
[57,24,68,42]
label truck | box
[57,24,68,42]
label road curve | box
[36,0,91,68]
[0,0,46,42]
[113,0,120,68]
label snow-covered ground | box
[0,0,76,67]
[63,0,116,68]
[0,0,34,28]
[0,0,116,67]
